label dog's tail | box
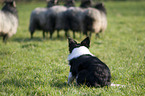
[111,83,125,87]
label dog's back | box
[70,54,111,87]
[67,37,111,87]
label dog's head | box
[68,37,90,53]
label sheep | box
[64,7,85,38]
[51,0,76,38]
[0,0,18,43]
[29,7,48,39]
[46,0,58,8]
[45,5,68,38]
[62,0,94,39]
[29,0,59,39]
[81,2,107,37]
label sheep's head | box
[46,0,58,5]
[94,2,107,15]
[81,0,92,3]
[65,0,75,7]
[2,0,18,18]
[4,0,16,8]
[80,0,92,8]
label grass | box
[0,1,145,96]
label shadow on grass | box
[12,36,68,43]
[94,40,103,45]
[50,81,69,88]
[13,37,44,42]
[1,78,34,88]
[1,77,69,89]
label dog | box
[67,37,111,87]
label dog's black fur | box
[68,37,111,87]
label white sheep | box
[0,1,18,43]
[81,2,107,37]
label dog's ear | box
[81,37,90,48]
[68,37,77,53]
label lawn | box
[0,1,145,96]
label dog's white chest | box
[68,46,94,61]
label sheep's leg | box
[65,29,69,37]
[89,32,92,38]
[73,31,75,38]
[43,31,45,39]
[57,30,60,38]
[46,32,48,38]
[30,31,34,39]
[80,31,82,38]
[65,32,68,37]
[83,30,88,37]
[50,31,53,39]
[96,33,100,38]
[3,34,8,43]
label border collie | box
[67,37,111,87]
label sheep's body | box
[52,6,67,30]
[45,5,67,38]
[29,5,68,39]
[29,7,48,39]
[100,11,107,32]
[81,8,101,36]
[29,1,59,39]
[0,11,18,38]
[0,1,18,43]
[64,7,85,38]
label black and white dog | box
[67,37,111,87]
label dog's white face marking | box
[68,46,94,61]
[68,72,75,84]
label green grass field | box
[0,1,145,96]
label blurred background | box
[0,0,144,3]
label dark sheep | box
[45,5,68,38]
[63,0,94,38]
[29,8,48,39]
[54,0,76,38]
[64,7,85,38]
[29,0,59,39]
[0,0,18,43]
